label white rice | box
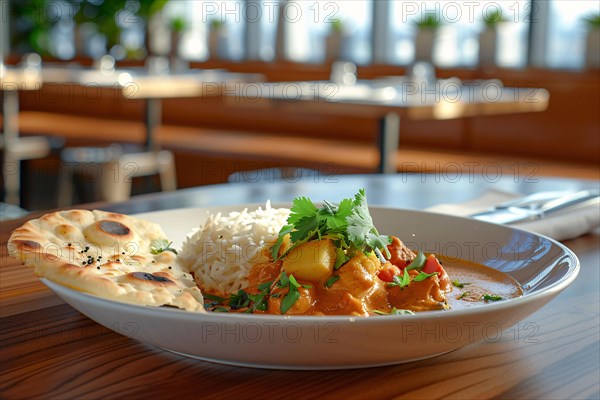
[179,202,290,296]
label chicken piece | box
[387,236,416,269]
[387,270,448,312]
[320,252,388,316]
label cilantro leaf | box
[289,214,319,243]
[333,247,348,269]
[388,269,410,288]
[452,279,471,288]
[413,271,438,282]
[150,239,178,255]
[229,290,250,309]
[346,190,373,246]
[203,293,227,303]
[325,275,340,288]
[288,197,318,224]
[280,285,299,314]
[271,224,293,260]
[325,198,353,230]
[405,251,426,271]
[482,294,503,302]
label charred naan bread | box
[8,210,205,312]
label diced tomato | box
[377,265,401,282]
[423,254,443,274]
[423,254,452,292]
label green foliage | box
[414,14,442,29]
[483,9,507,27]
[210,18,225,31]
[330,19,343,33]
[583,13,600,29]
[169,16,188,33]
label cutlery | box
[470,190,599,225]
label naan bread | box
[8,210,205,312]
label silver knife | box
[470,190,600,225]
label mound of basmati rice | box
[179,202,290,296]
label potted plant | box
[325,19,344,62]
[479,9,507,68]
[208,19,225,59]
[168,16,187,69]
[137,0,169,57]
[413,14,441,62]
[583,13,600,68]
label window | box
[388,0,529,68]
[257,0,372,63]
[545,0,600,69]
[167,0,245,61]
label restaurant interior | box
[2,1,600,396]
[1,0,599,215]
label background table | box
[232,80,550,173]
[1,175,598,399]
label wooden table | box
[1,175,598,399]
[232,79,549,173]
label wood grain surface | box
[1,176,599,399]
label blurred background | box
[0,0,599,215]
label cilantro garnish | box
[452,279,471,288]
[324,275,340,288]
[388,269,411,288]
[405,251,426,271]
[228,290,250,309]
[413,271,438,282]
[280,272,300,314]
[387,268,438,288]
[482,294,503,302]
[271,189,391,264]
[150,239,178,255]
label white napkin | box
[426,189,600,241]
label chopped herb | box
[247,292,269,311]
[257,281,273,291]
[271,189,391,263]
[325,275,340,288]
[150,239,178,255]
[457,291,471,300]
[413,271,438,282]
[405,251,426,271]
[373,308,415,316]
[213,307,229,312]
[452,279,471,288]
[388,269,411,288]
[482,294,503,302]
[204,293,227,303]
[333,247,348,269]
[229,290,250,309]
[280,284,300,314]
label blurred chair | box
[57,145,176,206]
[1,53,54,205]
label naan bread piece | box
[8,210,205,312]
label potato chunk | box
[282,239,335,282]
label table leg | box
[377,112,400,174]
[144,98,161,151]
[3,90,20,205]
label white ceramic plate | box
[41,205,579,369]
